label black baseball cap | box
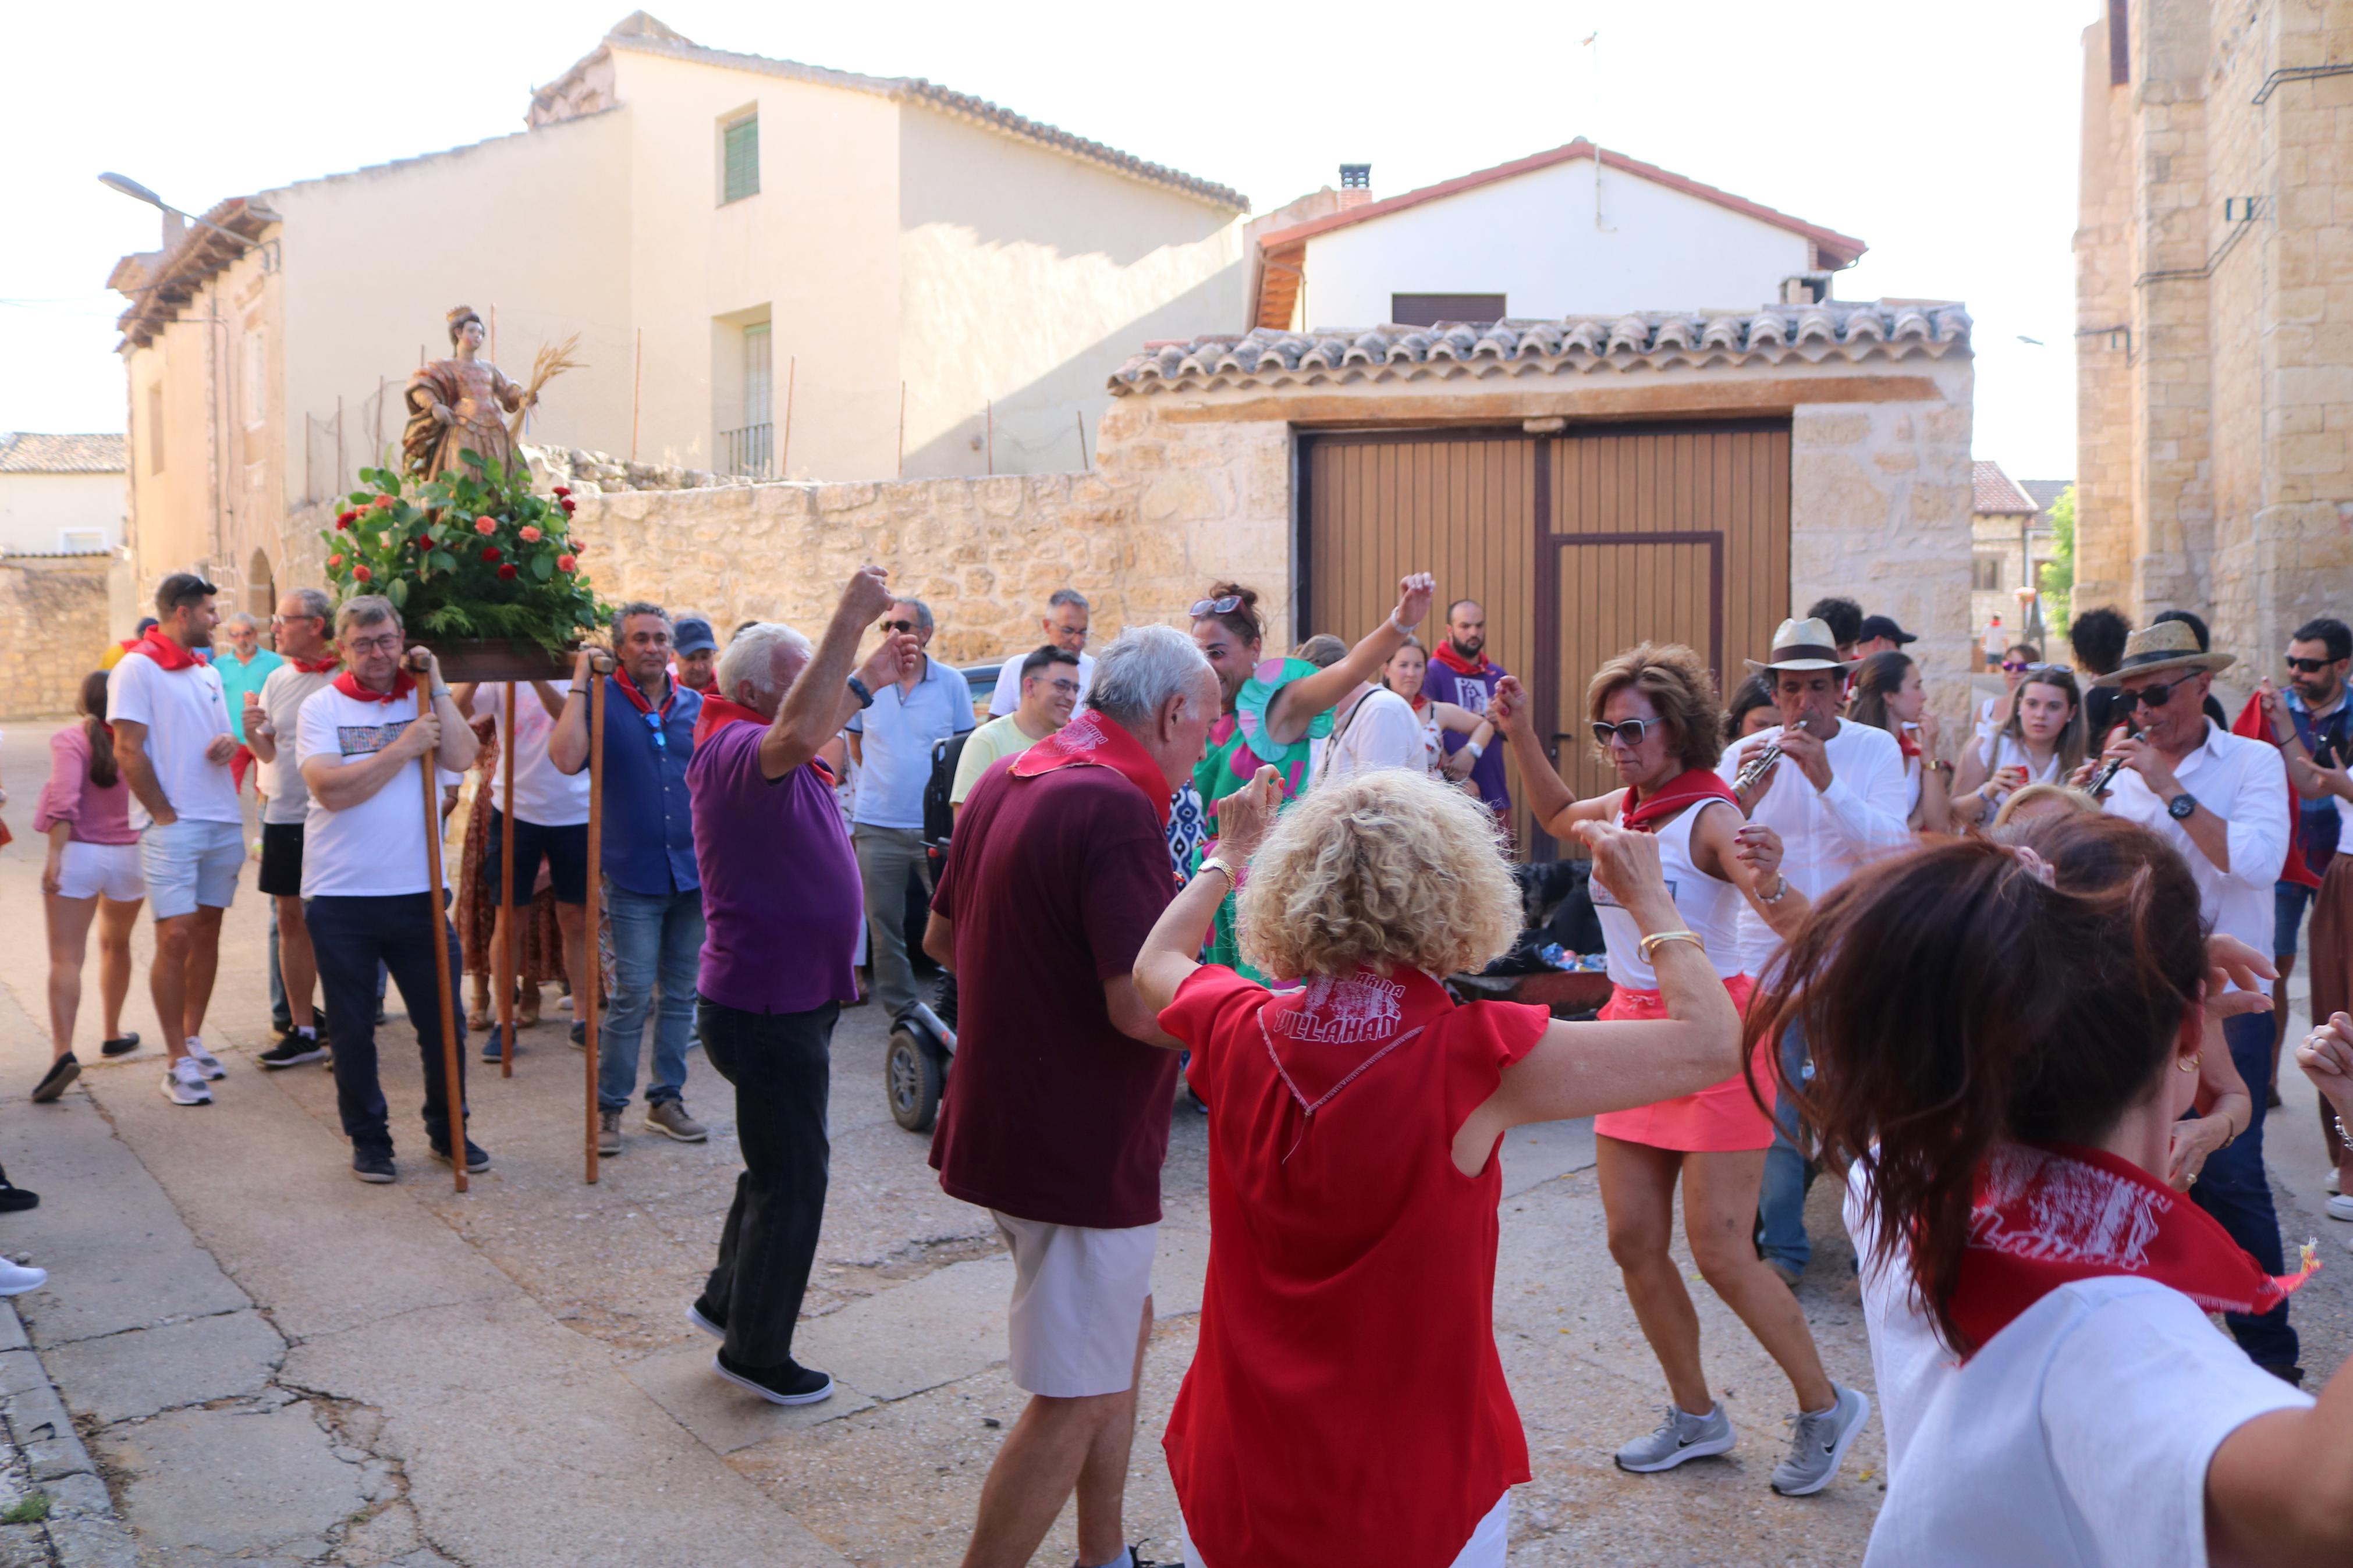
[1858,614,1918,646]
[672,616,718,655]
[154,572,219,615]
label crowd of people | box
[19,559,2353,1566]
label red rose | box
[336,511,357,528]
[497,564,517,581]
[326,553,343,568]
[373,495,392,509]
[552,485,571,497]
[519,525,542,543]
[474,516,496,535]
[480,546,501,562]
[555,553,577,573]
[559,497,577,515]
[418,532,435,550]
[353,565,372,582]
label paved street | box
[0,716,2347,1566]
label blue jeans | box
[2191,1009,2299,1369]
[1758,1019,1813,1274]
[600,879,703,1113]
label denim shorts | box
[139,817,245,920]
[2276,879,2317,959]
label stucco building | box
[106,9,1248,621]
[2074,0,2353,687]
[0,433,126,557]
[1970,460,2067,643]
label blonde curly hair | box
[1237,769,1521,982]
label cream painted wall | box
[1300,159,1817,328]
[124,313,221,591]
[895,108,1245,479]
[611,49,905,480]
[0,472,126,554]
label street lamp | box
[98,172,274,268]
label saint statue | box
[403,305,534,480]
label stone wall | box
[1,556,112,719]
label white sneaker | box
[0,1259,46,1296]
[2330,1169,2342,1197]
[161,1058,214,1106]
[184,1037,227,1080]
[2327,1194,2353,1223]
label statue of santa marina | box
[403,305,533,480]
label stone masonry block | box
[1792,410,1871,447]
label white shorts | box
[1180,1493,1508,1567]
[55,841,145,904]
[138,818,243,920]
[991,1210,1157,1398]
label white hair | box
[716,621,812,705]
[1086,624,1215,727]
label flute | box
[1736,715,1808,793]
[2085,720,2141,797]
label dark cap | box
[1858,613,1918,646]
[154,572,219,615]
[672,616,718,655]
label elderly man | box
[988,588,1093,717]
[294,596,481,1182]
[684,569,918,1405]
[214,612,282,797]
[951,645,1080,818]
[846,595,974,1022]
[924,625,1220,1568]
[549,602,707,1154]
[2083,619,2299,1381]
[110,574,243,1105]
[245,588,344,1066]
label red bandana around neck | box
[132,627,200,672]
[288,653,340,675]
[1621,767,1742,832]
[332,669,416,706]
[1010,708,1173,828]
[1407,691,1430,714]
[1430,642,1493,679]
[1947,1142,2317,1356]
[613,666,674,720]
[692,694,833,783]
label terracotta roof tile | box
[1109,301,1971,397]
[1972,460,2040,514]
[0,432,126,474]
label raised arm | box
[1262,574,1434,746]
[548,651,601,776]
[760,567,916,781]
[1486,675,1617,837]
[1136,766,1286,1015]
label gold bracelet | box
[1638,929,1705,963]
[1196,856,1238,887]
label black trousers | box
[697,997,837,1368]
[306,893,467,1157]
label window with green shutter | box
[721,115,759,204]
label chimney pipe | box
[1338,163,1371,210]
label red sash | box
[1947,1142,2317,1356]
[331,669,416,705]
[1010,707,1172,829]
[1621,767,1742,833]
[130,628,200,671]
[1429,642,1493,679]
[288,654,340,675]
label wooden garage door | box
[1300,421,1789,859]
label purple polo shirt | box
[1422,653,1511,815]
[687,719,862,1015]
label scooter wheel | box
[886,1026,943,1132]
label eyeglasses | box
[877,619,919,634]
[269,614,322,627]
[345,633,402,656]
[1590,717,1660,747]
[1046,679,1082,696]
[2287,655,2340,674]
[2000,660,2034,673]
[1190,595,1243,618]
[2116,671,2201,711]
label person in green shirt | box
[950,645,1081,820]
[214,612,283,797]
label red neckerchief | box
[1009,707,1172,829]
[1895,726,1922,762]
[612,666,675,720]
[693,693,835,783]
[1621,767,1741,832]
[1947,1142,2316,1357]
[1407,691,1430,713]
[2233,692,2323,890]
[131,627,200,672]
[332,669,416,705]
[1430,642,1493,678]
[288,653,340,675]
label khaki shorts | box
[992,1211,1157,1398]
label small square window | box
[722,115,759,204]
[1972,554,2006,592]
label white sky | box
[0,0,2090,480]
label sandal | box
[516,986,542,1028]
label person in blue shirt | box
[551,602,708,1154]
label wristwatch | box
[1197,855,1239,886]
[846,675,875,710]
[2167,791,2198,821]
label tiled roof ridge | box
[0,432,129,473]
[1109,302,1972,397]
[1972,459,2041,514]
[596,30,1248,212]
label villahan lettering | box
[1272,973,1406,1044]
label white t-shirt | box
[107,649,240,827]
[1319,686,1423,783]
[1717,718,1912,976]
[257,665,339,826]
[295,685,435,898]
[473,682,591,827]
[1847,1168,2310,1568]
[987,648,1094,718]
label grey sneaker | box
[598,1108,624,1157]
[1614,1401,1736,1473]
[1770,1383,1871,1496]
[646,1100,708,1143]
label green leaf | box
[430,550,457,572]
[531,553,554,581]
[387,577,409,609]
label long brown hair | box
[1748,815,2204,1354]
[1846,651,1914,735]
[2000,664,2088,774]
[80,670,119,788]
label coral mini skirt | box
[1591,975,1776,1153]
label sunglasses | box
[877,619,919,634]
[1591,717,1660,748]
[2286,655,2341,674]
[2115,671,2201,711]
[2000,660,2035,673]
[1190,595,1244,618]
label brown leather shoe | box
[646,1101,708,1143]
[597,1107,623,1156]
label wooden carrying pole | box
[583,653,612,1185]
[497,684,517,1076]
[413,656,468,1194]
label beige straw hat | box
[2088,620,2236,686]
[1743,617,1857,674]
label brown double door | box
[1300,420,1791,856]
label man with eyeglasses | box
[847,596,975,1023]
[2082,618,2300,1383]
[954,646,1080,820]
[2256,618,2353,1103]
[246,588,346,1066]
[988,589,1092,718]
[548,602,709,1154]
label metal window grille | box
[722,116,760,204]
[720,424,773,478]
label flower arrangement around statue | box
[321,456,608,678]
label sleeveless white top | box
[1978,733,2063,805]
[1590,796,1747,988]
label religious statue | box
[403,305,533,480]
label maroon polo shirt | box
[929,752,1179,1229]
